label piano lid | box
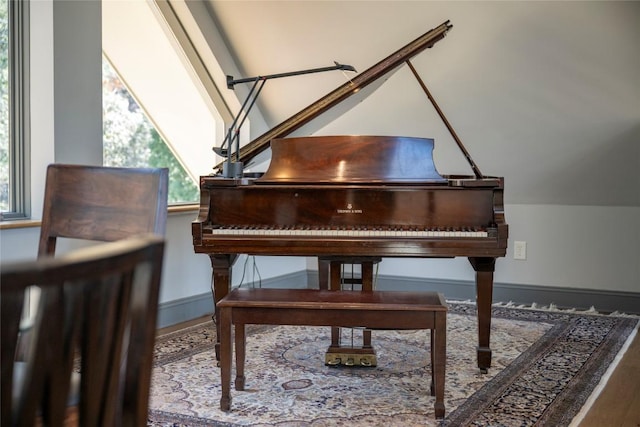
[213,20,453,174]
[256,135,447,184]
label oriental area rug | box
[147,302,638,427]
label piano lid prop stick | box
[406,59,484,180]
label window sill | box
[0,204,200,230]
[0,219,41,230]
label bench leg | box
[430,329,435,396]
[433,312,446,419]
[235,323,246,390]
[219,307,232,411]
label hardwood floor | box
[158,315,211,335]
[159,316,640,425]
[578,329,640,427]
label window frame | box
[1,0,30,220]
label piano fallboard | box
[193,175,508,259]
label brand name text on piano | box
[337,204,363,214]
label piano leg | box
[209,254,237,362]
[469,257,496,373]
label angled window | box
[102,58,198,204]
[102,0,230,206]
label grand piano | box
[192,20,508,372]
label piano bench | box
[217,288,447,419]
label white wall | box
[52,0,102,165]
[369,204,639,293]
[29,0,54,221]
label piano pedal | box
[324,352,377,367]
[326,357,341,366]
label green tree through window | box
[0,0,10,212]
[102,58,198,204]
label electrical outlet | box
[514,241,527,260]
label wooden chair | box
[16,164,169,361]
[1,235,165,426]
[38,163,169,256]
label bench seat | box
[217,288,447,419]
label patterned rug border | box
[445,303,638,426]
[149,302,639,426]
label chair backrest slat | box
[1,236,165,427]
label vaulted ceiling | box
[182,1,639,207]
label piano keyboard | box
[211,226,489,238]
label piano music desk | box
[217,288,448,419]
